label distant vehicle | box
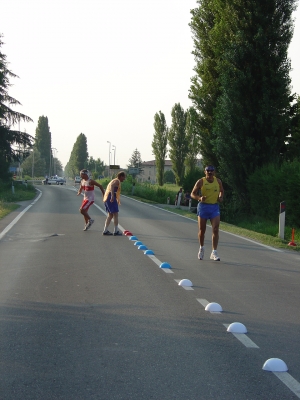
[42,176,65,185]
[74,176,81,184]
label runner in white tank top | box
[77,169,105,231]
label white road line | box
[174,279,194,290]
[146,255,174,273]
[223,324,259,348]
[197,298,210,308]
[273,372,300,398]
[0,189,42,241]
[196,298,222,313]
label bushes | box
[0,180,36,202]
[247,160,300,227]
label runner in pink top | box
[77,169,105,231]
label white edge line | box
[273,372,300,398]
[0,189,42,241]
[121,195,282,253]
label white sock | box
[103,223,109,232]
[114,225,119,233]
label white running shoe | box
[198,247,204,260]
[210,250,220,261]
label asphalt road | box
[0,184,299,400]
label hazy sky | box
[2,0,300,170]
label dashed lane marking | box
[273,372,300,398]
[223,324,259,348]
[196,298,222,314]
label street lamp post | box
[107,141,111,177]
[112,145,116,165]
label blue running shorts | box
[104,193,119,214]
[197,203,220,219]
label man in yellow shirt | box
[191,165,224,261]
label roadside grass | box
[0,182,36,219]
[0,202,20,219]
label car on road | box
[74,176,81,184]
[42,176,66,185]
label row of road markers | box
[123,228,300,397]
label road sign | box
[109,165,120,169]
[128,167,139,175]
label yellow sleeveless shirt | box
[201,176,219,204]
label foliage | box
[121,181,180,205]
[181,167,202,193]
[65,133,88,177]
[127,148,142,178]
[247,160,300,227]
[0,180,36,202]
[285,96,300,159]
[21,148,46,177]
[164,170,176,184]
[152,111,168,186]
[0,35,33,181]
[185,107,201,173]
[168,103,188,185]
[35,116,51,174]
[189,0,297,208]
[85,156,105,177]
[189,0,221,169]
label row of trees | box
[152,105,201,186]
[150,0,300,215]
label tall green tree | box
[35,116,51,174]
[152,111,168,186]
[66,133,88,177]
[168,103,188,185]
[0,34,33,180]
[189,0,221,169]
[185,106,201,173]
[212,0,296,201]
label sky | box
[2,0,300,171]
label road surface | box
[0,184,299,399]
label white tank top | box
[81,179,94,201]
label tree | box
[128,148,142,179]
[163,169,176,184]
[0,34,33,180]
[212,0,296,201]
[189,0,221,169]
[285,96,300,159]
[21,148,46,177]
[86,156,105,178]
[65,133,88,177]
[152,111,168,186]
[35,116,51,174]
[189,0,297,205]
[185,107,201,173]
[168,103,188,185]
